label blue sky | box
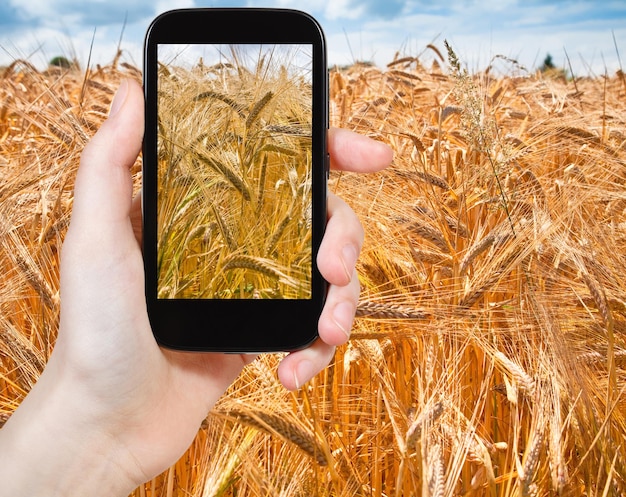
[1,0,625,76]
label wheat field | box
[1,44,625,496]
[156,46,314,299]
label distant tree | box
[49,56,73,69]
[539,52,568,80]
[541,53,556,71]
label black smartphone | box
[142,8,328,352]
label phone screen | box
[156,44,314,300]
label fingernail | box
[333,301,354,340]
[109,79,129,118]
[294,360,315,390]
[341,244,357,282]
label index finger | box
[328,127,393,173]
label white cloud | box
[7,0,153,27]
[325,0,366,20]
[154,0,195,13]
[7,0,48,21]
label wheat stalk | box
[402,219,449,253]
[405,401,444,449]
[519,428,544,496]
[194,90,246,119]
[387,69,422,82]
[0,322,45,388]
[14,254,57,310]
[222,254,304,292]
[356,301,428,320]
[492,350,536,398]
[427,443,445,497]
[193,154,251,201]
[458,251,519,308]
[245,90,273,129]
[393,168,449,190]
[225,409,328,466]
[459,232,497,274]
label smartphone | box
[142,9,328,352]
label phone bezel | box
[143,8,328,352]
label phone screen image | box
[143,9,327,351]
[157,44,313,300]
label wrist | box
[0,364,137,497]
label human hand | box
[0,78,392,496]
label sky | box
[0,0,625,77]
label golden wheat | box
[1,42,625,496]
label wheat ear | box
[406,401,444,449]
[228,409,328,466]
[194,90,246,119]
[493,350,536,397]
[426,443,445,497]
[246,91,273,128]
[356,301,428,320]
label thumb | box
[57,78,148,358]
[69,78,144,238]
